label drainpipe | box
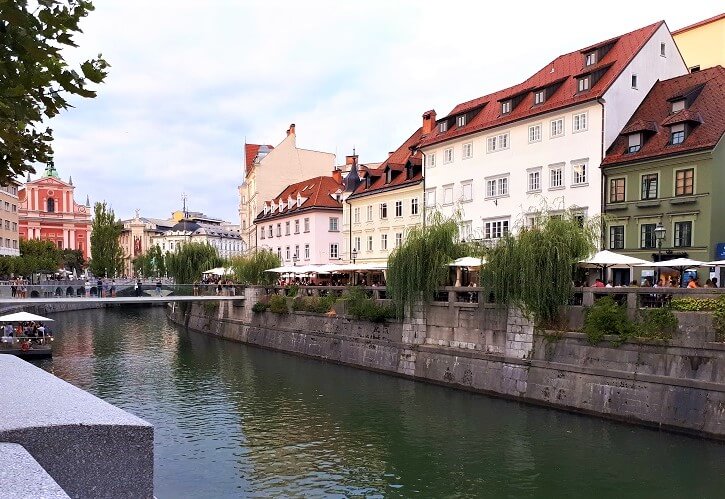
[598,98,606,251]
[419,148,427,230]
[346,196,352,262]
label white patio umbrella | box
[579,250,651,283]
[706,260,725,266]
[637,258,706,287]
[449,256,486,267]
[0,312,54,322]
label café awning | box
[579,250,651,267]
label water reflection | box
[37,307,725,498]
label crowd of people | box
[589,276,719,288]
[0,321,52,343]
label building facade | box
[672,13,725,73]
[239,124,336,251]
[420,21,687,244]
[255,173,344,266]
[119,212,175,276]
[342,128,424,265]
[0,181,20,256]
[602,66,725,284]
[150,214,245,260]
[18,163,92,261]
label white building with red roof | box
[239,124,335,251]
[420,21,687,243]
[254,173,345,265]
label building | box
[18,163,92,261]
[254,173,345,265]
[672,13,725,73]
[150,212,244,260]
[342,128,424,265]
[119,212,175,276]
[0,180,20,256]
[239,124,336,251]
[602,66,725,285]
[419,21,687,244]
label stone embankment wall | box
[167,287,725,439]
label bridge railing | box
[0,283,244,299]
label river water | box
[37,307,725,498]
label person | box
[592,278,605,288]
[136,279,143,297]
[10,280,16,298]
[605,280,613,288]
[155,279,162,296]
[630,280,639,287]
[705,279,714,288]
[97,278,103,297]
[110,279,116,298]
[193,281,200,296]
[712,278,719,288]
[687,276,699,289]
[84,279,91,297]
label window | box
[573,112,588,132]
[577,76,590,92]
[363,205,371,222]
[285,221,290,235]
[484,219,510,239]
[276,223,281,237]
[674,221,692,247]
[385,169,392,183]
[354,237,361,251]
[304,218,310,232]
[329,217,339,231]
[640,224,656,249]
[353,207,360,224]
[675,168,694,196]
[294,219,300,233]
[267,225,272,238]
[527,170,541,192]
[631,74,638,89]
[487,133,509,152]
[627,133,642,153]
[330,243,339,259]
[550,166,563,188]
[379,203,388,219]
[425,189,436,208]
[641,173,658,200]
[411,198,419,215]
[461,182,473,202]
[609,178,625,203]
[660,42,666,57]
[528,124,541,143]
[443,148,454,164]
[460,221,472,241]
[486,176,508,198]
[304,244,310,259]
[572,162,587,185]
[610,226,624,250]
[462,142,473,159]
[366,235,373,251]
[395,233,403,248]
[47,198,55,212]
[534,90,545,105]
[426,153,436,168]
[501,100,511,114]
[585,51,597,66]
[439,122,448,133]
[285,246,290,260]
[277,247,281,259]
[381,234,388,251]
[443,185,453,205]
[671,99,685,113]
[260,227,265,240]
[550,118,564,138]
[457,115,466,127]
[294,245,299,259]
[670,124,685,145]
[395,200,402,217]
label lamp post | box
[351,248,357,265]
[292,251,299,267]
[654,223,666,285]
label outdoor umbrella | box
[637,257,706,287]
[448,257,486,267]
[0,312,54,322]
[706,260,725,266]
[579,250,651,283]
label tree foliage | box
[165,242,222,284]
[481,211,598,327]
[132,244,166,277]
[229,250,280,285]
[0,0,109,182]
[89,201,123,277]
[14,238,60,276]
[60,248,84,273]
[387,212,471,317]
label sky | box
[41,0,721,223]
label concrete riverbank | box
[167,286,725,440]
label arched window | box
[47,198,55,212]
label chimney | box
[332,168,342,185]
[286,123,296,136]
[345,154,358,167]
[422,109,437,134]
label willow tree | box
[230,250,280,285]
[387,212,471,317]
[165,242,222,284]
[481,211,599,327]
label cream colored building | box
[342,129,424,265]
[151,218,244,260]
[0,181,20,256]
[239,124,335,251]
[119,212,175,276]
[673,13,725,72]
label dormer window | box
[670,124,685,145]
[627,133,642,153]
[456,115,466,127]
[671,99,685,113]
[501,100,512,114]
[577,76,590,92]
[385,168,392,183]
[534,90,545,105]
[439,121,448,133]
[585,51,597,66]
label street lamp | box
[655,222,666,285]
[351,248,357,264]
[292,251,299,266]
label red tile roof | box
[244,143,274,176]
[348,127,424,199]
[672,13,725,36]
[602,66,725,167]
[419,22,663,148]
[253,175,343,222]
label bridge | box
[0,295,244,305]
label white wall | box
[257,210,344,265]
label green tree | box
[15,239,61,277]
[165,242,222,284]
[0,1,109,182]
[89,201,123,277]
[147,244,166,276]
[60,248,84,274]
[230,250,280,285]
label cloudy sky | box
[43,1,720,223]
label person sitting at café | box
[713,278,719,288]
[687,276,700,288]
[705,279,714,288]
[592,278,606,288]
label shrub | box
[635,307,677,341]
[268,294,288,314]
[287,284,299,298]
[252,301,269,313]
[582,297,634,344]
[671,295,725,341]
[292,296,336,314]
[346,287,395,323]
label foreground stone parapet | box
[0,443,70,498]
[0,355,153,498]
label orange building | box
[18,162,93,261]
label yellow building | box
[342,128,424,265]
[673,13,725,72]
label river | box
[37,307,725,498]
